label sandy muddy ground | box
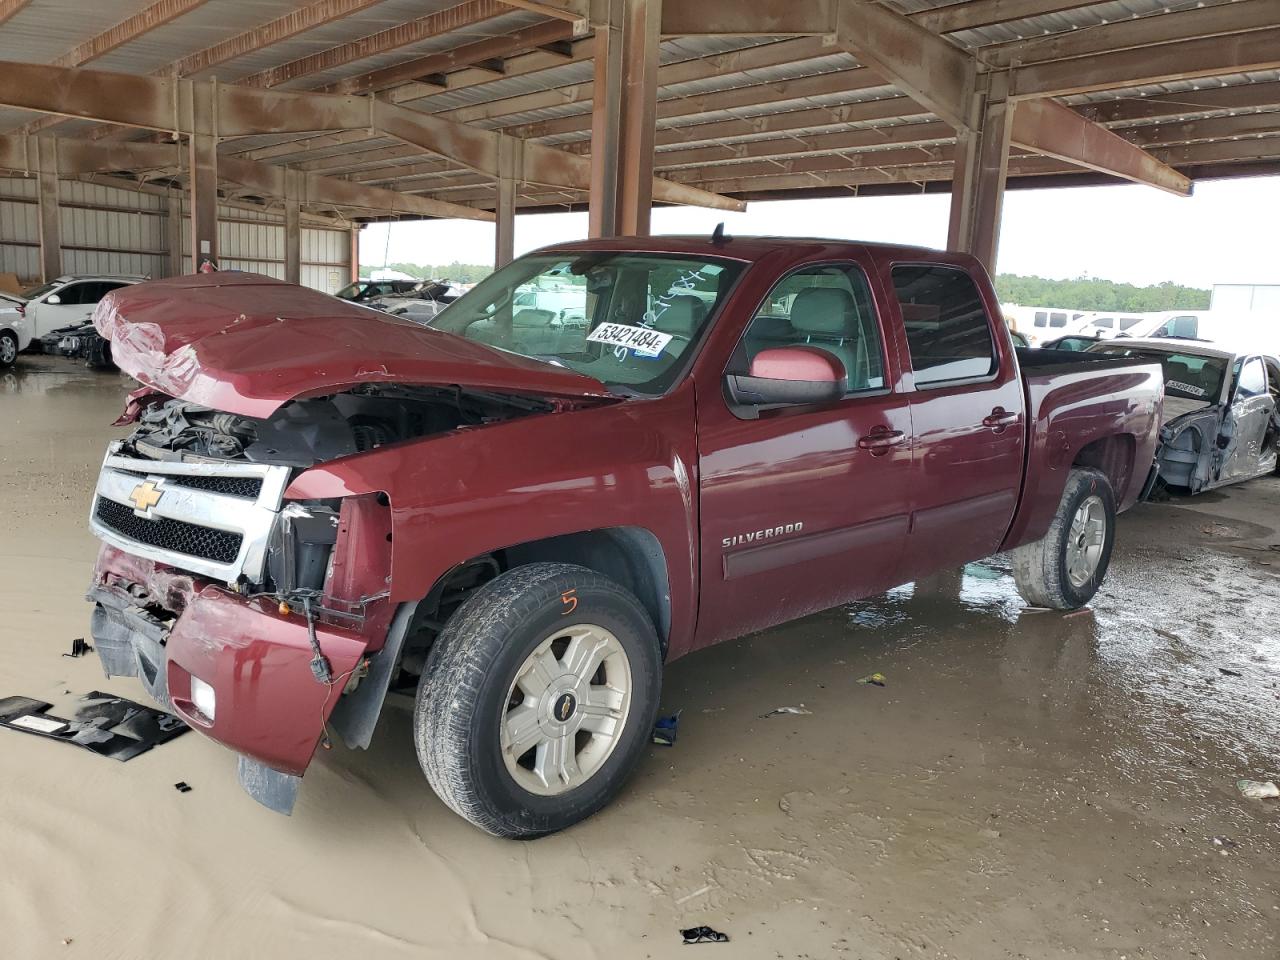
[1,355,1277,960]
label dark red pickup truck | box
[85,236,1162,837]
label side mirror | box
[726,346,847,406]
[45,294,61,305]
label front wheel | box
[415,563,662,839]
[0,330,17,368]
[1011,467,1116,609]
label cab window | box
[738,263,885,394]
[892,265,996,386]
[1236,357,1267,397]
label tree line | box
[361,261,494,284]
[995,274,1210,312]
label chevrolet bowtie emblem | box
[129,480,164,513]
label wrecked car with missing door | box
[84,238,1163,838]
[1086,338,1280,495]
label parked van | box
[1004,305,1091,347]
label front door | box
[885,263,1025,581]
[696,261,914,647]
[1221,356,1278,482]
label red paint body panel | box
[287,382,704,658]
[1000,362,1162,551]
[94,272,612,418]
[165,586,369,776]
[88,236,1164,786]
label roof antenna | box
[710,222,728,246]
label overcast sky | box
[361,175,1280,288]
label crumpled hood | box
[96,273,612,417]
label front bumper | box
[89,555,371,781]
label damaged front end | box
[87,383,555,812]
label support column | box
[349,226,360,284]
[284,168,301,285]
[35,140,60,282]
[166,194,184,277]
[588,0,661,238]
[495,137,519,268]
[188,82,218,271]
[947,71,1012,273]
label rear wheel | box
[1011,467,1116,609]
[415,563,662,839]
[0,330,17,368]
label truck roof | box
[542,234,964,266]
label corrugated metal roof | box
[0,0,1272,213]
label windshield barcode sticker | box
[1166,380,1206,397]
[586,323,673,358]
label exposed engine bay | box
[124,384,557,468]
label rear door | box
[696,259,914,646]
[887,263,1025,581]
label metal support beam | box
[495,138,519,267]
[985,0,1278,70]
[0,60,742,216]
[831,0,1188,196]
[325,20,573,96]
[1011,99,1192,195]
[284,169,302,284]
[589,0,662,237]
[188,82,219,269]
[166,194,184,276]
[834,0,972,130]
[947,72,1012,272]
[1011,27,1280,99]
[350,227,360,284]
[35,141,61,282]
[661,0,834,36]
[239,0,511,89]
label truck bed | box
[1001,348,1164,552]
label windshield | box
[1088,344,1228,402]
[22,281,59,299]
[336,281,370,300]
[431,252,744,395]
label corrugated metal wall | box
[0,176,350,294]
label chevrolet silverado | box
[83,236,1163,838]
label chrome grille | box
[89,444,291,585]
[117,469,263,500]
[94,497,243,564]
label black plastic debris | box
[174,781,193,794]
[1218,667,1243,677]
[653,711,681,747]
[63,637,93,659]
[0,691,187,761]
[681,926,729,945]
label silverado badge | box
[129,480,164,514]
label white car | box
[16,274,146,352]
[0,290,28,367]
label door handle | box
[983,408,1019,430]
[857,427,906,455]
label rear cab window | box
[891,265,997,387]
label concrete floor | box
[1,355,1277,960]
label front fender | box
[285,383,701,656]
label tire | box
[1011,467,1116,610]
[415,562,662,839]
[85,338,114,371]
[0,330,16,368]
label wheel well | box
[1072,434,1135,497]
[500,528,671,654]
